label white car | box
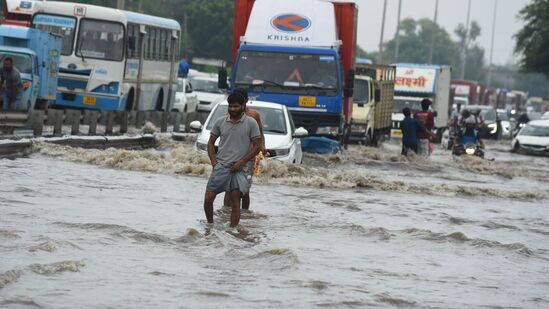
[188,75,227,112]
[172,78,198,113]
[191,101,308,164]
[541,112,549,120]
[512,120,549,156]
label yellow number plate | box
[392,129,402,137]
[83,96,97,106]
[298,96,317,107]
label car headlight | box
[316,126,339,136]
[269,148,290,157]
[196,142,207,151]
[487,123,497,134]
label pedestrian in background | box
[414,99,435,156]
[0,58,23,110]
[401,107,432,156]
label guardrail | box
[0,109,197,137]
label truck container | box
[451,80,487,106]
[0,25,61,110]
[349,64,395,146]
[391,64,451,142]
[223,0,358,139]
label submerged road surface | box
[1,140,549,308]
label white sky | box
[353,0,531,64]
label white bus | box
[31,1,180,111]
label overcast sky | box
[353,0,531,65]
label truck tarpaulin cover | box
[243,0,338,48]
[394,66,438,94]
[4,0,39,15]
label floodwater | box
[1,137,549,308]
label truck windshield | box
[393,98,422,113]
[353,79,369,103]
[33,14,77,56]
[0,52,33,74]
[76,19,125,61]
[235,51,338,96]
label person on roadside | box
[203,92,262,227]
[0,58,23,110]
[413,98,435,156]
[401,107,432,156]
[223,88,267,211]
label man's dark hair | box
[421,98,432,111]
[3,57,13,64]
[227,93,246,105]
[402,107,411,117]
[233,88,249,102]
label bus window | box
[33,14,77,56]
[160,30,167,61]
[76,19,125,61]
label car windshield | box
[234,51,338,96]
[206,105,287,134]
[354,79,369,103]
[190,78,223,94]
[520,124,549,137]
[0,51,33,74]
[76,19,125,61]
[33,14,76,56]
[393,98,422,113]
[497,112,509,121]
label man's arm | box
[231,137,261,172]
[207,134,218,167]
[10,83,18,105]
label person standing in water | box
[414,99,435,156]
[203,93,262,227]
[223,88,266,210]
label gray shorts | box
[206,163,252,195]
[418,139,430,156]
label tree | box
[454,21,485,81]
[381,18,460,68]
[515,0,549,77]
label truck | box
[221,0,358,140]
[391,64,451,142]
[349,64,395,146]
[0,25,61,110]
[451,80,487,106]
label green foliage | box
[515,0,549,77]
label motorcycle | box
[452,143,485,158]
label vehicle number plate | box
[298,96,316,107]
[392,129,402,137]
[83,96,97,106]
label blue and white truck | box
[0,25,61,110]
[222,0,358,139]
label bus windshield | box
[0,51,33,74]
[33,14,76,56]
[234,51,339,96]
[76,19,125,61]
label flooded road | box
[1,138,549,308]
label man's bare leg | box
[229,189,241,227]
[242,193,250,210]
[223,192,231,207]
[203,191,217,224]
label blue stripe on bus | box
[54,93,120,110]
[58,78,88,90]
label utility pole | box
[116,0,125,10]
[394,0,403,62]
[428,0,439,64]
[460,0,472,80]
[487,0,498,88]
[378,0,388,63]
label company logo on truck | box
[271,14,311,33]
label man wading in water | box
[203,93,261,227]
[223,88,266,211]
